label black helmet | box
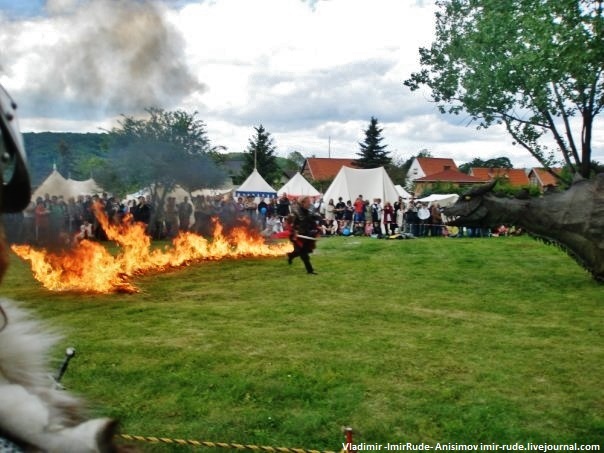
[0,84,31,213]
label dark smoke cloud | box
[5,0,205,120]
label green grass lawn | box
[2,235,603,451]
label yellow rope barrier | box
[118,434,340,453]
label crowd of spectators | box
[265,194,522,239]
[305,194,447,238]
[1,191,520,247]
[3,192,257,247]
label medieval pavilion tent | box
[66,177,102,197]
[277,172,320,198]
[32,166,103,201]
[32,167,67,200]
[322,166,400,203]
[235,168,277,199]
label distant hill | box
[22,132,286,189]
[23,132,108,187]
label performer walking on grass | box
[287,196,321,275]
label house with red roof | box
[407,157,481,195]
[528,168,563,192]
[469,167,530,187]
[301,158,356,185]
[413,168,484,196]
[407,157,458,182]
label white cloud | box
[0,0,601,170]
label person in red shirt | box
[353,195,365,222]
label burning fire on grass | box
[12,204,291,294]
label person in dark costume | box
[287,196,321,275]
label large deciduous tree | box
[404,0,604,182]
[240,124,281,186]
[355,117,391,169]
[285,150,306,172]
[97,108,227,217]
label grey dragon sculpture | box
[443,174,604,282]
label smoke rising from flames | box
[2,0,204,120]
[12,204,292,294]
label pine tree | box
[355,117,391,169]
[240,124,281,185]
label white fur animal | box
[0,299,119,452]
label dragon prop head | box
[444,174,604,282]
[443,180,498,227]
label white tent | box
[395,184,413,199]
[277,172,320,198]
[235,168,277,198]
[66,177,102,197]
[32,168,67,200]
[323,166,400,203]
[33,168,103,201]
[417,193,460,207]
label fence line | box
[118,431,352,453]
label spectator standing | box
[430,203,443,236]
[105,197,120,225]
[383,201,396,235]
[325,199,336,224]
[34,199,50,245]
[395,199,406,234]
[82,195,95,224]
[371,198,382,236]
[353,195,365,232]
[236,196,245,214]
[66,197,82,234]
[268,198,277,217]
[257,198,269,229]
[178,197,193,232]
[132,196,150,223]
[334,197,346,221]
[165,196,179,238]
[314,197,325,217]
[405,202,419,236]
[244,196,257,222]
[343,200,354,223]
[48,196,64,243]
[417,203,431,237]
[276,194,291,219]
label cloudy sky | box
[0,0,602,168]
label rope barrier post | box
[344,427,353,453]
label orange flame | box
[12,205,291,294]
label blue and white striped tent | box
[235,168,277,199]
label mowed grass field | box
[2,235,603,451]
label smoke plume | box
[3,0,205,120]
